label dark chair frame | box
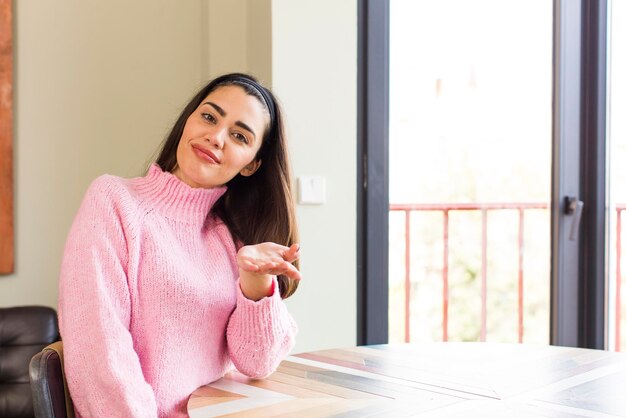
[29,342,74,418]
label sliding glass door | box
[359,0,610,349]
[388,0,552,345]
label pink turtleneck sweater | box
[58,164,297,418]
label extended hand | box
[237,242,301,279]
[237,243,301,300]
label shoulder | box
[69,173,145,248]
[78,173,139,220]
[85,173,131,199]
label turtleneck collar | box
[132,163,227,225]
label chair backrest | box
[29,342,74,418]
[0,306,59,418]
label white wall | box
[1,0,358,354]
[273,0,357,353]
[1,0,204,306]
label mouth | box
[191,144,221,164]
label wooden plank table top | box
[187,342,626,417]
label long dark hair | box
[155,73,300,299]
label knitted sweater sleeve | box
[226,277,298,378]
[58,177,158,418]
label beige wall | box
[1,0,357,353]
[2,0,205,306]
[203,0,272,84]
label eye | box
[232,132,249,144]
[201,113,217,124]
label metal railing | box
[390,202,626,349]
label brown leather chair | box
[0,306,59,418]
[29,342,74,418]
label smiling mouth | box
[191,145,220,164]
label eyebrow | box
[204,101,257,140]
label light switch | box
[297,176,326,205]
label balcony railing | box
[390,202,626,350]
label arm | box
[58,177,158,418]
[226,243,300,378]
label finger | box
[282,264,302,281]
[267,262,302,281]
[287,250,301,263]
[257,259,294,275]
[250,264,276,276]
[282,243,301,262]
[239,259,260,272]
[261,261,280,270]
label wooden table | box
[187,342,626,417]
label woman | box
[58,73,301,417]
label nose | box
[206,127,226,149]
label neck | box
[133,163,227,225]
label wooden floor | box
[188,342,626,417]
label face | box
[173,85,268,188]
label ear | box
[240,159,262,177]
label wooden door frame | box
[0,0,14,275]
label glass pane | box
[608,0,626,352]
[389,0,552,344]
